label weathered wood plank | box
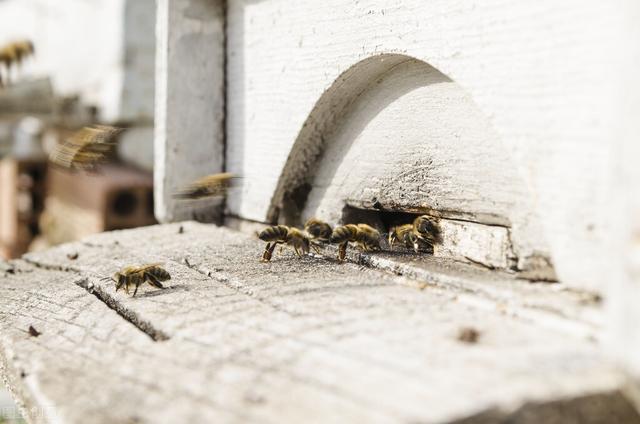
[154,0,226,223]
[1,223,632,423]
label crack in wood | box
[20,257,169,342]
[76,278,170,342]
[179,258,305,318]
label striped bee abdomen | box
[304,218,333,242]
[330,224,359,244]
[147,266,171,282]
[259,225,290,242]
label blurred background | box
[0,0,156,261]
[0,2,154,419]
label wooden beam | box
[154,0,226,223]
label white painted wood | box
[293,58,548,275]
[154,0,226,223]
[607,1,640,399]
[223,0,637,292]
[0,223,633,423]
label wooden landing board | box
[0,222,636,423]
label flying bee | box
[258,225,310,262]
[389,215,442,253]
[12,40,34,64]
[49,125,124,171]
[304,218,333,253]
[330,223,381,262]
[106,263,171,297]
[0,45,18,69]
[0,40,34,72]
[173,172,236,199]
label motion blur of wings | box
[173,173,237,199]
[1,40,35,66]
[0,39,35,87]
[49,125,124,171]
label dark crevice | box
[21,257,169,342]
[338,205,560,281]
[450,390,640,424]
[179,257,304,318]
[76,278,169,342]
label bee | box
[0,40,34,71]
[304,218,333,253]
[330,223,381,262]
[49,125,123,171]
[388,215,442,253]
[258,225,310,262]
[28,325,41,337]
[457,326,480,344]
[173,172,235,199]
[12,40,35,64]
[0,44,18,69]
[109,264,171,297]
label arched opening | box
[267,54,555,279]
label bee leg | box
[261,243,273,262]
[124,282,130,295]
[311,242,321,254]
[145,272,164,289]
[294,246,301,257]
[338,242,347,262]
[132,283,139,297]
[262,242,279,262]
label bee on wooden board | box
[107,264,171,297]
[173,172,236,200]
[330,223,381,262]
[388,215,442,253]
[258,225,310,262]
[304,218,333,253]
[49,125,123,171]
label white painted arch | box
[267,54,553,276]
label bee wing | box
[49,126,122,169]
[136,263,164,272]
[144,272,165,288]
[142,264,171,282]
[173,172,236,199]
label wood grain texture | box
[0,223,631,423]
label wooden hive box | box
[154,0,640,410]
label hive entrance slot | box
[340,205,439,252]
